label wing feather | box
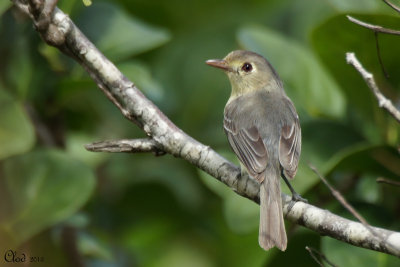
[279,99,301,179]
[224,112,268,183]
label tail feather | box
[259,167,287,251]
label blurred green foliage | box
[0,0,400,266]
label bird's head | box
[206,50,282,97]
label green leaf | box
[0,1,11,17]
[322,237,399,267]
[301,120,364,171]
[78,232,113,261]
[82,0,92,7]
[77,2,170,61]
[223,192,259,234]
[355,174,380,204]
[285,160,318,196]
[0,149,95,247]
[324,144,400,177]
[63,212,90,229]
[0,89,35,160]
[149,239,214,267]
[105,153,203,210]
[323,0,388,13]
[198,151,239,199]
[237,25,346,119]
[269,228,321,266]
[198,170,231,199]
[38,44,66,72]
[5,39,33,99]
[121,219,183,265]
[118,61,164,102]
[65,132,108,168]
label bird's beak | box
[206,59,232,72]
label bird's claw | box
[291,193,308,203]
[286,193,308,216]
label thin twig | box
[309,164,370,227]
[383,0,400,14]
[305,246,324,267]
[346,52,400,123]
[347,15,400,36]
[305,246,337,267]
[374,32,389,78]
[376,177,400,187]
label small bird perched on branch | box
[206,50,304,251]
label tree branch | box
[283,194,400,257]
[85,138,165,155]
[376,177,400,187]
[11,0,400,257]
[346,52,400,123]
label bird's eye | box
[241,62,253,72]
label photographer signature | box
[4,250,44,263]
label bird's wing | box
[279,98,301,179]
[224,109,268,183]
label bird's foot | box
[286,193,308,215]
[291,193,308,203]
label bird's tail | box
[259,166,287,251]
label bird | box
[206,50,302,251]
